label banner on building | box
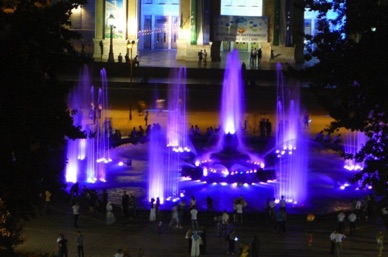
[105,0,125,39]
[214,16,268,42]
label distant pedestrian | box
[251,234,260,257]
[334,232,345,257]
[190,206,199,231]
[226,229,237,255]
[348,212,357,235]
[45,189,52,214]
[122,191,129,217]
[72,202,80,227]
[191,231,202,257]
[149,198,156,222]
[203,49,207,64]
[198,50,203,65]
[206,195,213,213]
[377,230,384,257]
[144,110,149,126]
[337,211,346,233]
[155,197,161,217]
[106,202,116,225]
[57,233,68,257]
[185,228,193,254]
[330,230,336,254]
[76,230,84,257]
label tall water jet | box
[344,130,367,170]
[275,63,307,204]
[194,50,265,183]
[66,66,111,183]
[166,67,191,152]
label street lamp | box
[107,14,115,63]
[127,40,135,120]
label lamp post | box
[107,14,115,63]
[127,40,135,120]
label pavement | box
[16,199,385,257]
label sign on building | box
[214,16,268,42]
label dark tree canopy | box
[0,0,88,254]
[302,0,388,195]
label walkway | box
[17,200,384,257]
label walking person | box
[76,230,84,257]
[203,49,207,65]
[72,201,80,227]
[337,211,346,233]
[185,228,193,255]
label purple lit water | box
[275,63,307,204]
[344,130,367,171]
[66,66,111,183]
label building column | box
[93,0,104,60]
[210,0,221,61]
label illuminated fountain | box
[344,130,367,171]
[193,50,265,183]
[275,63,307,204]
[66,66,111,183]
[148,67,194,203]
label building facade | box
[71,0,305,63]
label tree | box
[0,0,88,254]
[302,0,388,195]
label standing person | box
[144,110,149,127]
[329,230,337,255]
[251,234,260,257]
[334,231,346,257]
[348,212,357,235]
[45,189,52,214]
[149,198,156,222]
[226,229,237,255]
[57,234,68,257]
[76,230,84,257]
[185,228,193,255]
[257,47,262,65]
[169,204,181,228]
[199,226,207,254]
[198,50,203,65]
[203,49,207,64]
[121,191,129,217]
[106,202,116,225]
[221,210,230,237]
[190,206,199,231]
[234,199,243,225]
[155,197,161,217]
[377,230,384,257]
[72,201,80,227]
[129,193,136,218]
[191,231,202,257]
[190,195,196,209]
[337,211,346,233]
[206,195,213,213]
